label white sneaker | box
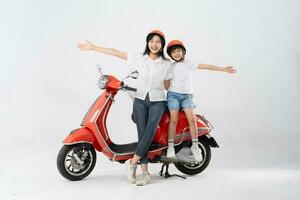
[136,172,151,186]
[125,159,137,184]
[166,147,176,158]
[191,145,202,163]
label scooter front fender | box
[63,127,99,148]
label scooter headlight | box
[98,75,109,89]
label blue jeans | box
[167,91,194,111]
[133,94,166,164]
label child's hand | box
[224,66,236,73]
[78,40,94,51]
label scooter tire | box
[57,143,96,181]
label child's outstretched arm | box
[78,40,127,60]
[198,64,236,73]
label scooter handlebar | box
[120,81,137,92]
[123,86,137,92]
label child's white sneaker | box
[191,145,202,163]
[166,147,176,158]
[136,172,151,186]
[125,159,137,184]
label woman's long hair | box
[143,33,166,60]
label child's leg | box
[183,108,202,162]
[167,110,179,157]
[166,92,180,157]
[168,110,179,141]
[183,108,197,139]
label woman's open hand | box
[78,40,94,51]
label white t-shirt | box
[168,60,198,94]
[127,52,173,101]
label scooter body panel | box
[82,90,116,159]
[153,112,212,146]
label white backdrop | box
[0,0,299,199]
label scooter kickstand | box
[159,163,186,179]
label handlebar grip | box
[124,86,137,92]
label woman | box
[78,30,172,186]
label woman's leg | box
[135,100,165,186]
[135,100,165,168]
[131,98,149,165]
[125,97,148,184]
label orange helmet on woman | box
[148,29,165,39]
[167,40,186,57]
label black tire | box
[174,137,211,175]
[57,143,96,181]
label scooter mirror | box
[129,70,139,79]
[97,64,103,75]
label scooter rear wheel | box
[57,143,96,181]
[174,137,211,175]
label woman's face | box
[148,35,162,54]
[170,48,184,61]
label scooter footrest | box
[160,155,190,165]
[149,143,163,150]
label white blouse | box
[127,52,173,101]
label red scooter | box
[57,66,219,181]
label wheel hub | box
[70,155,85,170]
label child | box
[165,40,236,162]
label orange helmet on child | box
[167,40,186,57]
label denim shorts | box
[167,91,195,111]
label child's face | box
[170,48,184,61]
[148,35,162,54]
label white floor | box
[1,145,299,200]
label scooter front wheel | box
[57,143,96,181]
[174,137,211,175]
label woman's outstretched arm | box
[78,40,127,60]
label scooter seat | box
[108,142,163,154]
[130,101,196,124]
